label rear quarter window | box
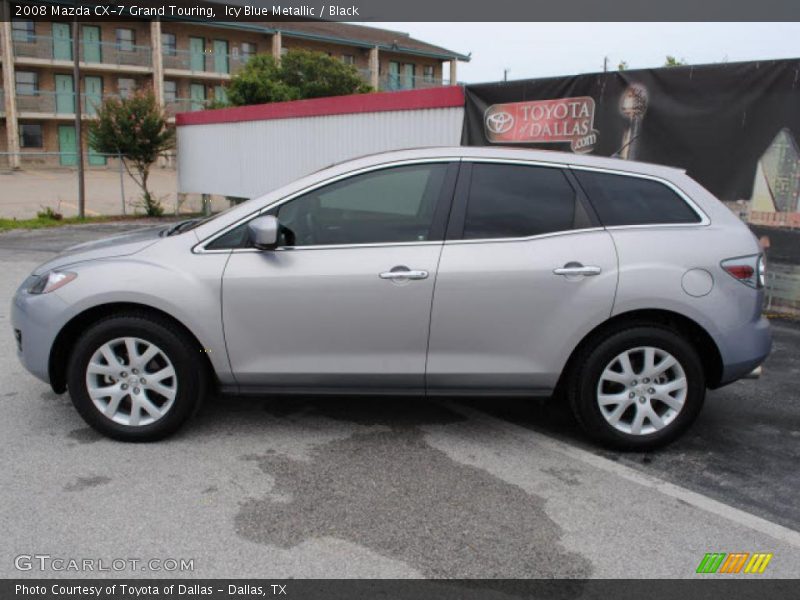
[573,170,701,226]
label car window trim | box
[568,164,711,228]
[194,158,460,254]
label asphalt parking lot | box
[0,223,798,579]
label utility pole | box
[72,19,85,218]
[503,68,509,82]
[603,56,608,72]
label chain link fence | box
[0,151,229,218]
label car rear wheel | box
[568,326,705,450]
[67,314,205,442]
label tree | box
[664,55,688,67]
[88,90,175,216]
[618,60,629,71]
[227,49,371,107]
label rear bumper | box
[716,315,772,387]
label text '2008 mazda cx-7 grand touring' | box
[11,147,771,448]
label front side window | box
[463,163,577,239]
[341,54,355,65]
[423,65,435,82]
[116,28,135,51]
[20,123,43,148]
[15,71,38,96]
[11,19,35,42]
[207,164,450,250]
[275,164,449,246]
[573,170,702,226]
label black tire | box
[567,325,705,450]
[66,313,206,442]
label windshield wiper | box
[163,218,200,237]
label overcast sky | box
[366,22,800,83]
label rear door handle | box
[380,268,429,281]
[553,263,601,277]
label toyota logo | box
[486,111,514,134]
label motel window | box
[241,42,257,60]
[280,47,289,56]
[19,124,43,148]
[423,65,435,82]
[116,28,136,52]
[117,78,136,98]
[15,71,39,96]
[341,54,355,65]
[162,33,177,56]
[11,20,35,43]
[164,80,177,103]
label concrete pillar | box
[1,1,20,169]
[150,19,164,107]
[271,31,282,62]
[449,59,458,85]
[368,46,379,90]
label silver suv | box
[11,148,771,448]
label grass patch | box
[0,214,195,232]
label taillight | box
[721,254,764,289]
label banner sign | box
[484,97,598,152]
[463,58,800,206]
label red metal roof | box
[175,86,465,126]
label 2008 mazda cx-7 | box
[11,147,771,448]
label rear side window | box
[573,170,701,226]
[463,164,577,239]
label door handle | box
[379,269,429,281]
[553,263,602,277]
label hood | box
[32,227,165,275]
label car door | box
[220,161,458,393]
[426,161,619,395]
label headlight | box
[28,271,77,294]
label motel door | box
[55,74,75,114]
[84,76,103,117]
[52,23,72,61]
[190,84,206,111]
[190,38,205,71]
[82,26,102,63]
[58,125,77,167]
[213,40,229,74]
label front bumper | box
[716,315,772,387]
[10,279,71,385]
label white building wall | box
[177,107,465,199]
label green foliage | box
[664,55,688,67]
[36,206,63,221]
[227,50,371,107]
[88,90,174,216]
[617,60,628,71]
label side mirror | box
[248,215,280,250]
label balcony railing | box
[12,35,152,68]
[165,97,213,116]
[162,49,247,76]
[15,91,118,116]
[356,68,451,91]
[0,88,4,116]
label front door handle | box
[553,263,602,277]
[379,268,429,281]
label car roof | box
[345,146,686,179]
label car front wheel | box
[67,314,205,442]
[568,326,705,450]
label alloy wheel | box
[596,346,688,436]
[85,337,178,427]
